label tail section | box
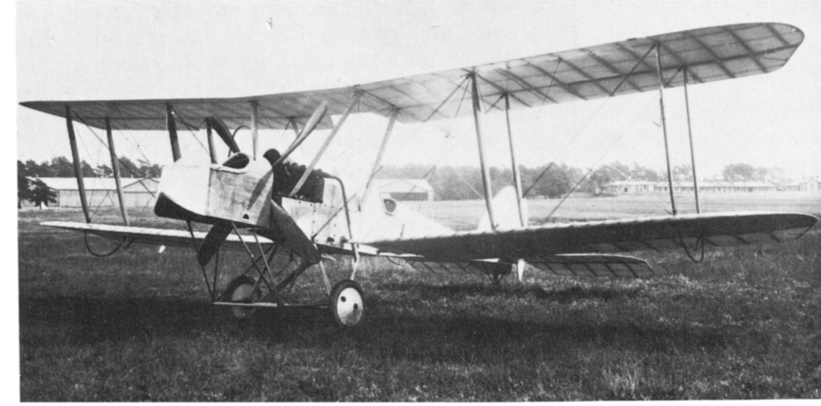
[477,186,528,231]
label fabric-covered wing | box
[41,221,275,251]
[362,212,817,262]
[20,95,338,132]
[528,254,654,278]
[21,23,802,129]
[391,254,654,278]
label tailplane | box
[477,186,528,231]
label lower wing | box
[41,221,275,251]
[387,253,655,278]
[361,212,817,266]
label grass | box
[18,193,821,400]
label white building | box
[374,179,435,201]
[783,177,821,192]
[28,177,159,208]
[603,180,779,194]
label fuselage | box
[155,154,451,251]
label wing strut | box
[683,68,701,213]
[360,109,399,209]
[64,105,91,222]
[655,44,677,215]
[205,120,218,163]
[503,94,526,228]
[469,72,496,229]
[105,118,129,226]
[250,101,259,160]
[166,104,181,162]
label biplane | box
[21,22,817,328]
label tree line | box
[18,155,784,205]
[375,161,786,201]
[17,156,162,208]
[18,156,162,179]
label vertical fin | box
[477,186,529,231]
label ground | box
[18,193,821,400]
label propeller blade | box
[273,101,328,166]
[205,115,241,154]
[197,221,232,266]
[256,202,321,265]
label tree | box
[521,163,574,198]
[672,164,693,182]
[138,159,162,178]
[584,162,629,194]
[95,164,113,178]
[48,156,75,177]
[80,160,97,178]
[629,163,661,181]
[29,180,57,208]
[118,156,141,177]
[18,161,32,208]
[21,160,40,177]
[722,163,757,181]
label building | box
[782,177,821,192]
[601,180,657,194]
[28,177,159,208]
[374,179,435,201]
[603,180,779,195]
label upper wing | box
[360,212,817,262]
[21,23,802,130]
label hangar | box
[374,179,434,201]
[27,177,158,208]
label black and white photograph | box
[14,0,821,401]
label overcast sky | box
[15,0,821,186]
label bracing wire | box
[543,97,657,220]
[110,104,157,165]
[171,106,209,155]
[74,113,158,198]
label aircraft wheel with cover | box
[223,275,257,319]
[329,280,365,328]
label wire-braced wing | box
[362,212,817,262]
[21,23,803,130]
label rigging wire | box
[73,111,195,231]
[110,104,157,166]
[544,97,657,220]
[73,113,158,197]
[171,106,210,156]
[351,87,465,204]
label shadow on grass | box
[20,287,729,366]
[377,281,646,303]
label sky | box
[14,0,821,187]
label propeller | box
[197,221,232,267]
[197,102,327,268]
[205,115,241,154]
[273,101,328,166]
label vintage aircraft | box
[21,22,817,328]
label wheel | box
[222,275,256,319]
[329,280,364,328]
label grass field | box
[18,193,821,400]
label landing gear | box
[488,271,507,286]
[329,280,364,328]
[223,275,257,319]
[203,225,367,326]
